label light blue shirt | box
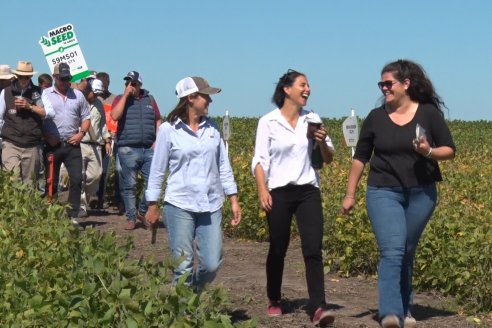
[146,117,238,213]
[42,86,90,140]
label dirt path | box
[82,206,484,328]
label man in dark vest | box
[111,71,161,230]
[0,61,54,185]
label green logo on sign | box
[39,36,51,47]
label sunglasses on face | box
[125,81,138,87]
[57,76,71,82]
[17,76,32,80]
[377,80,399,90]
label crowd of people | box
[0,59,455,328]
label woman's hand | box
[341,196,356,215]
[413,135,432,157]
[258,187,272,212]
[313,125,327,144]
[229,195,241,226]
[145,203,160,226]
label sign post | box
[342,109,359,157]
[39,23,89,81]
[222,110,231,155]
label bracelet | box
[425,147,433,158]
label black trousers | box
[46,142,83,218]
[266,184,326,310]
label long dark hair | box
[272,69,306,108]
[381,59,445,114]
[166,97,189,124]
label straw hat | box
[0,64,15,79]
[11,61,37,76]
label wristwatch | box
[80,130,87,136]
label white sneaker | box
[381,314,400,328]
[71,218,83,230]
[405,312,416,328]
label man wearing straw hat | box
[0,61,53,185]
[0,64,15,92]
[0,64,16,166]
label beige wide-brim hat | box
[0,64,15,79]
[11,61,37,76]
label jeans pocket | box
[118,146,133,155]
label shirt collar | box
[269,108,310,129]
[175,116,210,127]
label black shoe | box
[117,202,125,215]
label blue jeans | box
[117,146,153,221]
[164,202,223,290]
[366,184,437,324]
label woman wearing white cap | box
[145,76,241,290]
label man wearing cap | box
[111,71,161,230]
[42,62,91,224]
[74,70,97,93]
[0,61,53,185]
[79,79,112,217]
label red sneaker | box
[267,301,282,317]
[312,307,335,327]
[124,220,136,230]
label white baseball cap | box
[90,79,104,95]
[175,76,221,98]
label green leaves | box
[0,171,251,327]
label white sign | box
[342,114,359,147]
[223,110,231,141]
[39,23,89,81]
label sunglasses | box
[125,81,138,87]
[377,80,399,90]
[57,76,71,82]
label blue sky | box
[1,0,490,121]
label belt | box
[81,141,100,145]
[51,140,78,148]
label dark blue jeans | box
[117,146,153,221]
[366,184,437,324]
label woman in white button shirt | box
[145,76,241,291]
[252,69,335,326]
